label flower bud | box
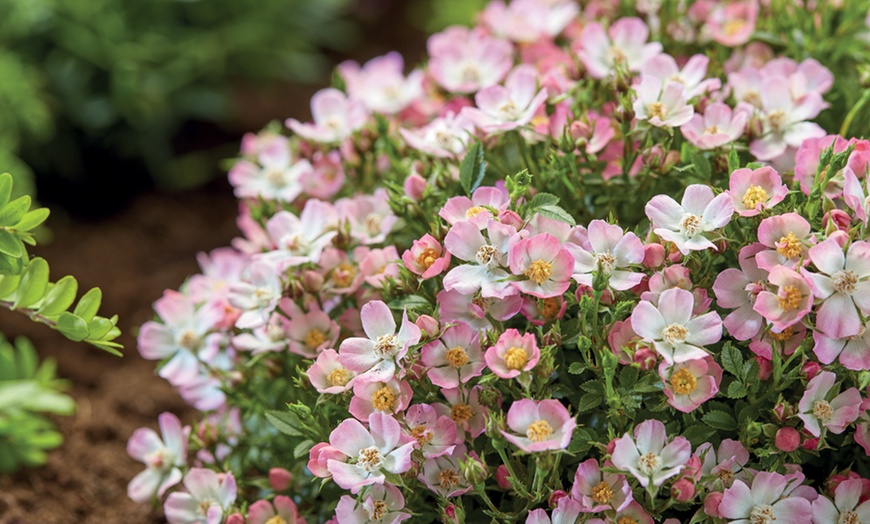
[772,400,794,422]
[802,436,820,450]
[441,503,464,524]
[682,455,702,481]
[642,243,666,269]
[746,421,763,438]
[404,173,428,201]
[823,209,851,233]
[302,270,324,293]
[269,467,293,491]
[415,315,440,338]
[461,456,489,485]
[802,361,822,381]
[704,492,724,517]
[477,385,500,408]
[671,478,695,502]
[498,209,524,229]
[605,437,619,455]
[756,355,772,380]
[496,465,512,490]
[549,490,569,508]
[775,427,800,452]
[633,347,658,370]
[225,513,245,524]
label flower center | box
[265,517,288,524]
[724,19,746,36]
[618,518,639,524]
[767,109,787,133]
[775,232,802,259]
[504,347,529,370]
[670,367,698,395]
[178,330,200,350]
[704,125,721,135]
[648,102,668,121]
[769,326,794,342]
[327,368,351,388]
[526,419,554,442]
[253,286,276,306]
[813,399,833,422]
[833,270,858,294]
[742,184,769,209]
[416,247,440,270]
[591,481,614,504]
[365,213,383,236]
[777,285,802,312]
[357,446,385,472]
[145,449,168,470]
[718,469,735,487]
[472,296,492,311]
[439,468,461,488]
[305,329,327,349]
[498,99,519,119]
[198,500,214,515]
[410,425,433,446]
[371,386,397,412]
[373,334,400,357]
[267,321,286,342]
[466,206,485,219]
[596,251,616,274]
[525,259,553,284]
[679,213,701,236]
[445,346,470,368]
[840,511,860,524]
[662,324,688,345]
[331,262,357,288]
[744,90,762,107]
[451,403,473,424]
[435,129,458,150]
[476,244,500,266]
[749,504,776,524]
[461,63,481,84]
[638,452,662,475]
[265,169,286,188]
[608,46,627,64]
[370,500,388,521]
[540,298,560,320]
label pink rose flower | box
[797,371,862,437]
[127,412,189,503]
[574,17,662,79]
[802,238,870,339]
[508,233,575,298]
[645,184,734,255]
[718,472,812,524]
[485,329,541,379]
[421,322,486,388]
[339,300,422,383]
[727,166,788,217]
[659,356,722,413]
[611,419,691,489]
[286,88,368,144]
[402,234,452,280]
[682,102,749,150]
[501,399,576,453]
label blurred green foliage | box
[408,0,489,32]
[0,0,354,193]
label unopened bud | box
[704,492,724,517]
[269,467,292,491]
[461,456,489,485]
[549,490,569,508]
[415,315,440,338]
[775,427,800,452]
[404,173,427,201]
[496,465,512,490]
[671,478,695,502]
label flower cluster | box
[128,0,870,523]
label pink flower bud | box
[772,400,794,422]
[775,427,800,452]
[704,492,724,517]
[633,347,658,370]
[827,473,849,494]
[549,490,569,508]
[756,355,772,380]
[225,513,245,524]
[671,478,695,502]
[829,229,850,248]
[303,271,324,293]
[802,436,819,450]
[269,467,292,491]
[496,465,512,489]
[802,361,822,381]
[404,174,427,201]
[823,209,851,233]
[643,243,666,268]
[415,315,440,338]
[682,455,702,481]
[570,120,592,142]
[605,438,619,455]
[498,209,524,229]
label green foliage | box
[0,336,74,473]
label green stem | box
[841,89,870,137]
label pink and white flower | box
[439,185,511,229]
[404,404,458,459]
[335,484,411,524]
[485,329,541,379]
[228,136,310,204]
[713,243,769,341]
[462,65,548,135]
[350,377,413,422]
[338,52,424,115]
[753,266,813,333]
[633,76,694,128]
[400,111,476,158]
[749,75,826,161]
[641,54,721,98]
[630,287,723,364]
[127,412,189,503]
[436,288,523,331]
[421,322,486,389]
[659,357,722,413]
[419,445,475,498]
[802,239,870,339]
[286,88,368,144]
[259,199,339,268]
[575,17,662,79]
[326,413,416,493]
[797,371,862,437]
[571,458,633,513]
[813,322,870,371]
[228,260,285,330]
[718,472,812,524]
[682,102,749,150]
[481,0,578,43]
[438,386,487,439]
[508,233,574,298]
[645,184,734,255]
[443,219,522,299]
[611,419,691,489]
[706,1,758,47]
[284,304,340,358]
[727,166,788,217]
[755,213,813,271]
[164,469,237,524]
[402,234,451,280]
[427,26,513,94]
[526,497,584,524]
[812,479,870,524]
[247,496,303,524]
[307,349,356,394]
[339,300,422,383]
[336,189,398,245]
[500,399,575,453]
[568,219,645,291]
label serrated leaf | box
[720,343,744,377]
[567,427,596,454]
[0,174,12,209]
[73,288,102,321]
[727,147,740,173]
[387,295,431,311]
[702,410,738,431]
[265,410,303,437]
[13,258,49,309]
[726,381,748,399]
[37,276,78,317]
[620,366,638,388]
[689,150,712,180]
[56,312,89,342]
[579,381,604,395]
[527,192,560,210]
[294,439,315,459]
[568,362,585,374]
[14,208,50,231]
[537,204,576,226]
[0,195,31,227]
[682,424,717,446]
[0,230,23,257]
[576,392,603,412]
[459,142,486,195]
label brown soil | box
[0,180,240,523]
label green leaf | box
[387,295,431,311]
[620,366,638,388]
[13,257,49,309]
[567,427,596,454]
[73,288,102,321]
[0,195,31,227]
[56,312,89,342]
[0,254,24,276]
[689,150,712,180]
[0,230,23,257]
[720,343,744,377]
[537,204,576,226]
[727,147,740,173]
[14,208,50,231]
[37,276,79,317]
[0,173,13,209]
[568,362,585,374]
[459,142,486,195]
[576,392,603,412]
[265,410,303,437]
[702,410,738,431]
[682,424,717,446]
[294,439,315,459]
[526,192,560,210]
[726,381,748,399]
[85,317,114,340]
